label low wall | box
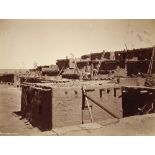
[119,77,146,86]
[0,74,14,83]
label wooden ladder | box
[82,87,93,123]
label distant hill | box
[0,69,29,74]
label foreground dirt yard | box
[0,84,155,136]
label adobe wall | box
[0,74,14,83]
[52,87,82,128]
[119,77,146,86]
[82,86,122,123]
[21,85,52,131]
[21,84,82,130]
[21,82,123,130]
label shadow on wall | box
[20,85,52,131]
[122,87,155,117]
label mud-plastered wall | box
[52,87,82,128]
[82,86,122,123]
[21,85,52,131]
[21,84,123,130]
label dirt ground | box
[0,84,155,136]
[0,84,56,135]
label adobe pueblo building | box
[20,46,155,131]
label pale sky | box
[0,19,155,69]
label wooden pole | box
[58,66,64,76]
[149,46,155,76]
[147,46,154,76]
[82,87,93,122]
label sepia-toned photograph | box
[0,19,155,136]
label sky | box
[0,19,155,69]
